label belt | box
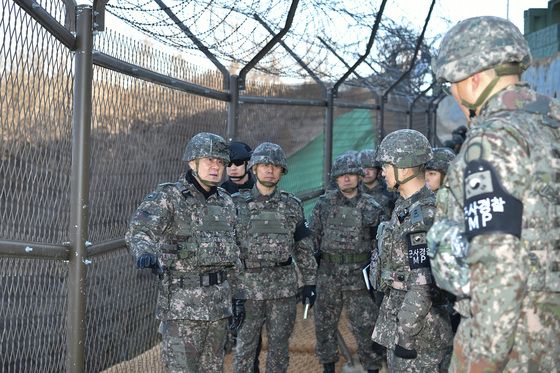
[169,270,227,288]
[322,252,370,265]
[243,257,293,272]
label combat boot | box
[323,362,335,373]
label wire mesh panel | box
[1,1,442,372]
[85,248,160,373]
[0,258,68,373]
[0,0,74,243]
[89,40,228,243]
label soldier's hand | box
[394,344,417,359]
[301,285,317,309]
[230,298,246,334]
[137,253,157,269]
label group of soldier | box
[125,16,559,373]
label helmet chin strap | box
[192,159,220,187]
[461,64,522,119]
[229,165,248,181]
[388,165,418,192]
[256,176,278,188]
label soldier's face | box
[381,164,396,188]
[451,79,475,120]
[227,161,246,178]
[362,167,378,184]
[336,174,359,193]
[425,169,443,192]
[254,163,282,187]
[191,157,225,186]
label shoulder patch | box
[463,159,523,241]
[410,205,423,224]
[406,231,430,269]
[143,191,160,202]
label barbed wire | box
[107,0,440,89]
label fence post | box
[227,74,240,141]
[324,88,335,187]
[67,4,94,372]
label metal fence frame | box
[1,1,440,372]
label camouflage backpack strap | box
[167,181,192,200]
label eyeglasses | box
[228,160,246,167]
[441,82,452,96]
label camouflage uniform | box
[232,142,317,373]
[371,130,453,372]
[358,149,397,216]
[311,153,386,371]
[424,146,458,371]
[429,16,560,372]
[125,133,239,373]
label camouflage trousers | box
[387,348,446,372]
[450,291,560,372]
[159,318,228,373]
[314,283,382,370]
[234,296,297,373]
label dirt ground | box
[103,303,388,372]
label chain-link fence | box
[0,1,437,372]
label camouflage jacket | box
[360,181,396,216]
[125,174,239,321]
[310,189,385,290]
[434,82,560,368]
[232,186,317,300]
[372,186,452,351]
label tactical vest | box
[167,184,238,269]
[240,194,294,263]
[378,195,435,291]
[322,201,371,254]
[496,107,560,293]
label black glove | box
[314,251,322,266]
[300,285,317,309]
[137,253,157,269]
[394,344,417,359]
[230,298,246,334]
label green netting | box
[279,108,377,217]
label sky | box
[103,0,551,39]
[99,0,551,76]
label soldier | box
[311,152,386,373]
[358,148,397,215]
[231,142,317,373]
[370,129,453,371]
[125,132,240,373]
[424,147,455,192]
[428,16,560,371]
[222,141,255,194]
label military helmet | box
[331,151,364,179]
[358,149,381,169]
[182,132,229,163]
[229,141,252,162]
[426,147,456,172]
[433,16,532,83]
[376,129,432,168]
[248,142,288,174]
[427,219,470,298]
